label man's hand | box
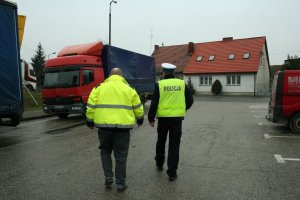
[150,121,155,127]
[86,120,95,129]
[137,118,144,126]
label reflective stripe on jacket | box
[86,75,144,129]
[156,78,186,117]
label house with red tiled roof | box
[183,36,270,96]
[152,42,195,80]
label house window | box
[243,52,250,59]
[226,75,241,85]
[228,53,235,60]
[199,76,212,85]
[196,55,203,62]
[208,55,215,61]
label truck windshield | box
[43,67,80,88]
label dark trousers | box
[98,129,130,185]
[155,118,182,177]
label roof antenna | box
[149,29,153,56]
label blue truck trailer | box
[0,0,23,126]
[102,45,155,98]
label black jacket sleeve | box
[148,83,159,122]
[185,84,194,110]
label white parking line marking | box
[251,110,266,113]
[258,122,269,126]
[264,134,271,139]
[274,154,286,163]
[249,105,268,109]
[264,133,300,139]
[274,154,300,163]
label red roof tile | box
[184,37,267,74]
[153,44,192,73]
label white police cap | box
[161,63,176,71]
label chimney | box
[151,45,160,56]
[223,37,233,42]
[188,42,194,55]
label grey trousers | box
[98,129,130,185]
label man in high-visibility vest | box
[148,63,193,181]
[86,68,144,192]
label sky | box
[14,0,300,65]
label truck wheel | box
[11,116,21,126]
[57,113,69,119]
[289,113,300,134]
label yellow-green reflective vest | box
[86,75,144,129]
[157,78,186,117]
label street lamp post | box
[47,52,56,60]
[109,0,117,46]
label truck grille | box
[44,97,78,105]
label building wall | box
[184,73,256,96]
[255,45,270,96]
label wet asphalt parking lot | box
[0,96,300,200]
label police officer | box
[148,63,193,181]
[86,68,144,192]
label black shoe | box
[169,175,177,181]
[105,177,113,187]
[116,184,127,192]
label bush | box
[211,79,222,95]
[187,77,196,95]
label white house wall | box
[184,74,256,95]
[255,45,270,96]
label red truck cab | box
[42,42,105,118]
[266,70,300,134]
